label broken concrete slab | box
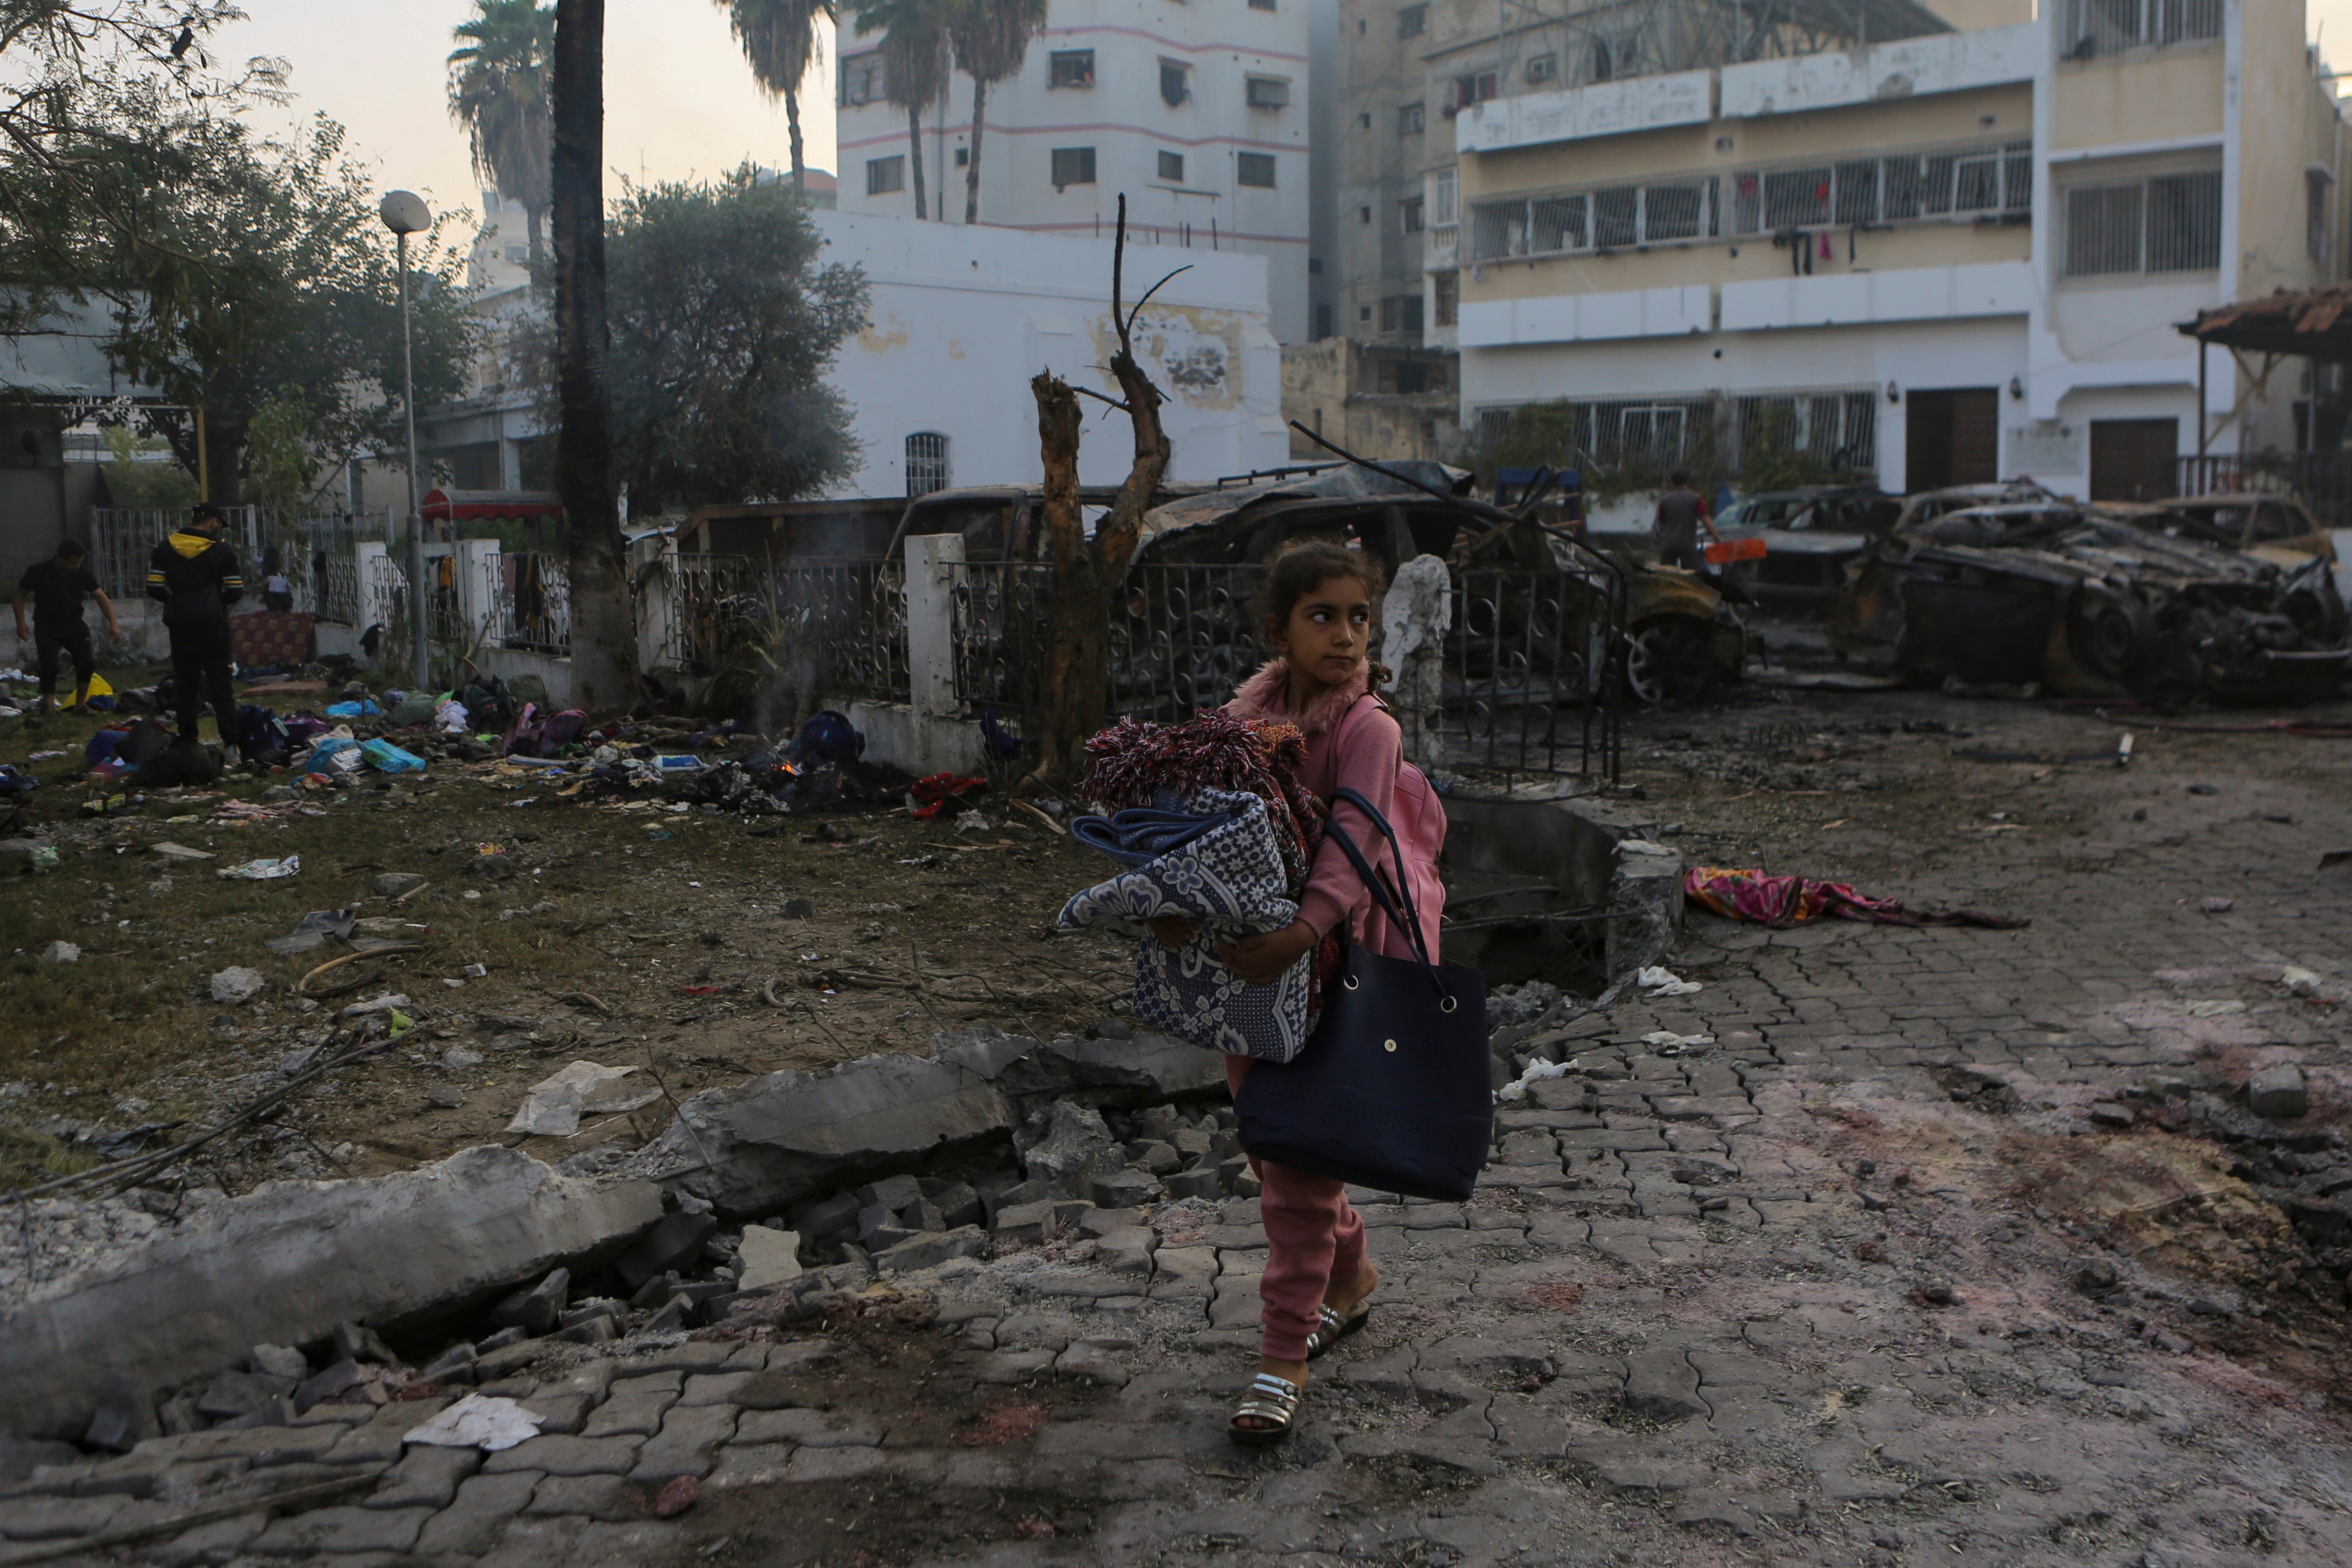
[0,1146,660,1441]
[735,1226,803,1292]
[2248,1064,2310,1120]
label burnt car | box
[1888,480,2056,533]
[1712,484,1902,611]
[1130,461,1740,710]
[1829,503,2351,704]
[2129,494,2337,567]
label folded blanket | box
[1058,788,1316,1062]
[1070,803,1245,869]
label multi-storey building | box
[831,0,1313,343]
[1390,0,2347,507]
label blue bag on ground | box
[1058,789,1316,1063]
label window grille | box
[1246,76,1290,109]
[1049,50,1095,88]
[1730,140,2031,236]
[1475,390,1878,476]
[1158,150,1186,183]
[905,433,950,498]
[1467,178,1717,261]
[1398,101,1425,135]
[1434,272,1458,328]
[2062,168,2219,276]
[1398,4,1425,38]
[1159,59,1188,105]
[1050,147,1097,187]
[1237,152,1276,188]
[2062,0,2222,60]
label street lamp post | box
[379,189,432,688]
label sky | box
[220,0,838,239]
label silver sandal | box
[1305,1299,1372,1360]
[1228,1371,1304,1446]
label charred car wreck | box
[1829,503,2351,704]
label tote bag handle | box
[1319,786,1442,989]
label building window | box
[1401,197,1424,234]
[1048,49,1095,88]
[840,51,887,107]
[2061,0,2222,61]
[1249,0,1275,10]
[2310,169,2335,266]
[1398,101,1424,135]
[1449,71,1498,114]
[504,245,527,263]
[1434,271,1458,327]
[1315,303,1334,338]
[1430,168,1458,228]
[1377,295,1425,335]
[866,156,905,196]
[1470,177,1721,260]
[2061,168,2222,277]
[1725,139,2032,236]
[1475,391,1878,477]
[1158,150,1186,182]
[1358,304,1372,322]
[1159,59,1189,105]
[1238,152,1276,188]
[954,147,969,167]
[1245,75,1290,109]
[905,433,950,499]
[1525,52,1557,84]
[1398,4,1426,38]
[1050,147,1097,188]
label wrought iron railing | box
[661,554,909,704]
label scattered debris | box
[504,1061,663,1137]
[41,939,80,963]
[1635,965,1702,997]
[401,1392,544,1451]
[208,967,267,1005]
[217,855,300,881]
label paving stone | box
[675,1371,758,1407]
[520,1392,593,1435]
[579,1382,677,1438]
[523,1472,643,1520]
[365,1440,481,1509]
[148,1508,270,1568]
[628,1402,737,1482]
[731,1408,885,1447]
[246,1504,433,1556]
[412,1469,543,1557]
[483,1434,645,1476]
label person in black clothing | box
[147,503,244,754]
[14,540,121,713]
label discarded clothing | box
[1683,866,2029,929]
[1058,789,1315,1062]
[907,772,987,820]
[1070,802,1246,868]
[264,908,358,956]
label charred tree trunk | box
[964,79,987,224]
[906,103,928,220]
[551,0,637,714]
[784,83,806,192]
[1028,197,1176,789]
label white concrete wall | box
[814,210,1288,496]
[834,0,1311,341]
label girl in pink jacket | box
[1158,538,1447,1445]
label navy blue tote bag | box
[1234,788,1491,1201]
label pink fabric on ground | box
[1226,1054,1366,1362]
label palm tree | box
[717,0,832,194]
[448,0,556,264]
[949,0,1048,225]
[854,0,953,220]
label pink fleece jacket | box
[1225,659,1445,963]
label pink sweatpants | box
[1225,1055,1367,1363]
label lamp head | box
[379,190,432,236]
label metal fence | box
[2177,451,2352,527]
[1445,565,1625,776]
[660,554,909,705]
[86,506,264,602]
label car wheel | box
[1626,619,1715,707]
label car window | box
[2250,503,2300,543]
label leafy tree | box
[0,1,282,334]
[96,424,196,508]
[448,0,555,266]
[717,0,831,195]
[28,85,479,505]
[525,164,866,515]
[949,0,1046,225]
[854,0,951,220]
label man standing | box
[13,540,120,713]
[1652,470,1721,572]
[147,503,243,753]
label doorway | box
[1904,388,1999,492]
[2088,418,2179,501]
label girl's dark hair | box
[1251,539,1386,646]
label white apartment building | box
[417,211,1288,505]
[1403,0,2349,505]
[831,0,1314,343]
